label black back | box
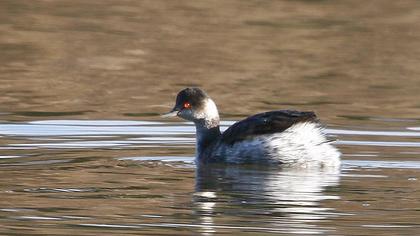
[220,110,318,145]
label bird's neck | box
[192,98,221,157]
[194,117,221,156]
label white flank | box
[267,122,341,167]
[222,122,341,167]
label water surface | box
[0,0,420,235]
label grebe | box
[163,88,340,167]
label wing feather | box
[220,110,318,145]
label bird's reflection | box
[193,164,341,235]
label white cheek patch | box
[195,99,219,121]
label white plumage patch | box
[221,122,341,167]
[196,99,218,119]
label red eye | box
[183,102,191,109]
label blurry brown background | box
[0,0,419,122]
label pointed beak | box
[161,108,180,118]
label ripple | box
[0,159,71,166]
[343,160,420,169]
[77,222,322,233]
[327,128,420,137]
[29,120,164,126]
[337,140,420,147]
[21,187,97,193]
[0,122,192,136]
[0,155,22,159]
[407,127,420,131]
[119,156,194,163]
[17,216,62,220]
[362,224,413,228]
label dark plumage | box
[175,88,208,109]
[221,110,318,145]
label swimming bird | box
[163,88,340,167]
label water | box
[1,0,420,235]
[1,120,419,235]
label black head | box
[163,88,211,121]
[175,87,208,110]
